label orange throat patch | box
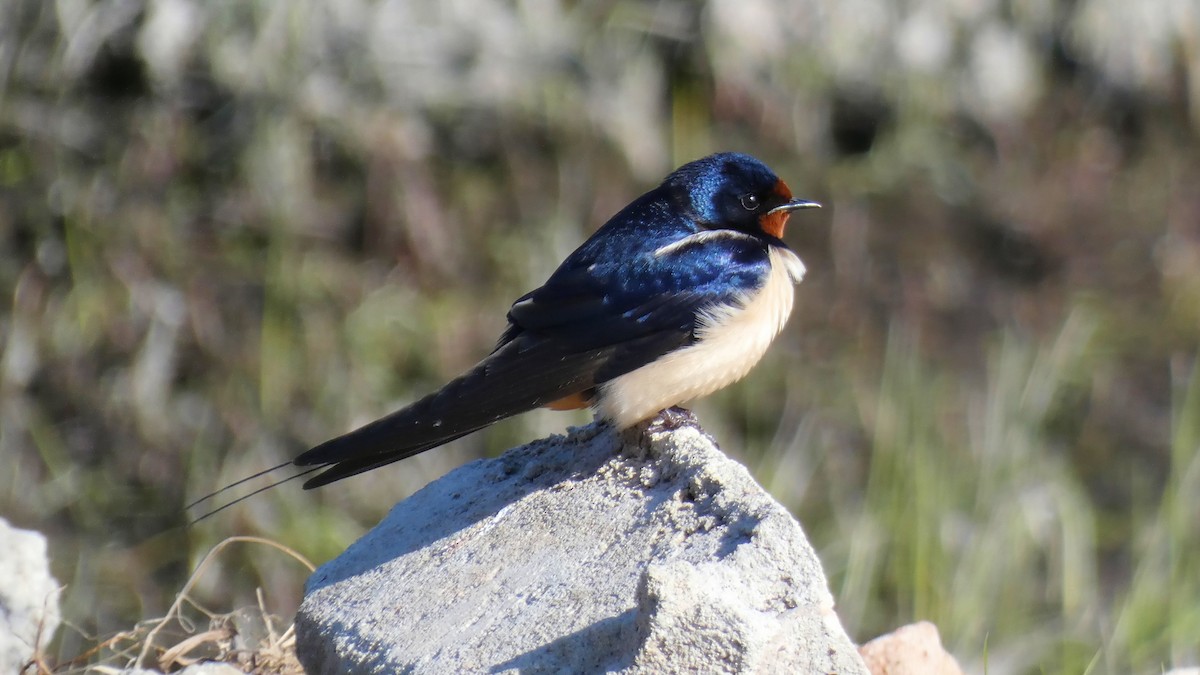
[758,179,794,238]
[759,211,789,239]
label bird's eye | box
[738,193,760,211]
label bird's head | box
[664,153,820,240]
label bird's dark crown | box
[663,152,801,239]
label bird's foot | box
[650,406,697,431]
[618,407,698,458]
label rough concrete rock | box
[0,517,61,673]
[858,621,963,675]
[296,421,867,674]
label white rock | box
[0,518,61,673]
[296,421,867,674]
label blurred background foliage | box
[1,0,1198,672]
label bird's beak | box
[759,199,821,238]
[767,199,822,215]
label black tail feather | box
[184,460,293,511]
[301,427,483,489]
[189,335,609,509]
[293,338,608,482]
[186,465,325,526]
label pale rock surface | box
[858,621,964,675]
[295,420,868,674]
[0,517,61,673]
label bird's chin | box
[759,211,790,239]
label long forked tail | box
[297,426,481,488]
[187,336,607,520]
[292,337,608,488]
[183,419,470,524]
[183,427,471,525]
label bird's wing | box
[295,230,772,487]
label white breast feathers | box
[596,246,805,427]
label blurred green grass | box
[2,1,1199,672]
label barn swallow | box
[295,152,819,488]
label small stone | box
[858,621,964,675]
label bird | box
[286,152,820,489]
[189,154,821,521]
